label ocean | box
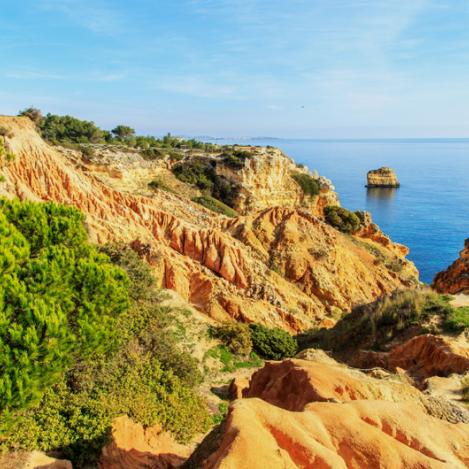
[207,138,469,284]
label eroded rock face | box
[0,116,417,331]
[99,416,190,469]
[433,239,469,294]
[0,451,72,469]
[355,334,469,379]
[366,167,400,187]
[215,146,339,216]
[188,359,469,468]
[189,398,469,469]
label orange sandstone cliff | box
[433,238,469,294]
[0,116,418,330]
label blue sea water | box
[207,138,469,284]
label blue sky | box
[2,0,469,137]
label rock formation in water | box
[366,166,400,187]
[0,116,418,331]
[433,238,469,294]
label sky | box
[2,0,469,138]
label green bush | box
[211,323,252,356]
[39,113,105,144]
[300,290,461,355]
[172,159,215,190]
[324,206,361,233]
[148,178,175,193]
[221,149,252,169]
[206,345,262,373]
[0,199,129,413]
[249,324,297,360]
[292,172,320,197]
[0,211,210,466]
[443,306,469,332]
[192,195,238,217]
[18,107,43,126]
[0,139,15,162]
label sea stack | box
[366,167,400,188]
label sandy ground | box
[451,294,469,308]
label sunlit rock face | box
[433,238,469,294]
[366,167,400,188]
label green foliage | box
[212,402,229,425]
[112,125,135,142]
[300,290,464,355]
[173,159,216,190]
[324,206,361,233]
[249,324,297,360]
[40,113,105,144]
[172,159,240,208]
[210,323,252,355]
[148,178,175,193]
[1,241,210,466]
[443,306,469,332]
[292,172,320,197]
[206,345,262,373]
[220,149,252,169]
[0,199,129,413]
[192,195,239,217]
[18,107,43,126]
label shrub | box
[0,238,210,466]
[249,324,297,360]
[206,345,262,373]
[0,126,13,138]
[443,306,469,332]
[148,178,174,193]
[0,139,15,162]
[292,172,320,197]
[172,159,215,190]
[324,206,361,233]
[300,290,458,354]
[0,199,129,413]
[211,323,252,356]
[192,195,238,217]
[39,113,105,144]
[221,149,252,169]
[18,107,43,126]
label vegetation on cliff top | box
[18,107,217,153]
[0,200,210,466]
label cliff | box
[0,116,417,331]
[366,167,400,188]
[214,146,339,216]
[433,238,469,294]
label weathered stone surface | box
[366,167,400,187]
[0,451,72,469]
[99,416,190,469]
[433,238,469,294]
[0,116,417,331]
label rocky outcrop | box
[355,334,469,379]
[366,167,400,187]
[433,239,469,294]
[99,416,190,469]
[0,116,417,331]
[187,358,469,468]
[188,398,469,469]
[215,146,339,216]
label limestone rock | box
[0,451,72,469]
[366,167,400,187]
[433,238,469,294]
